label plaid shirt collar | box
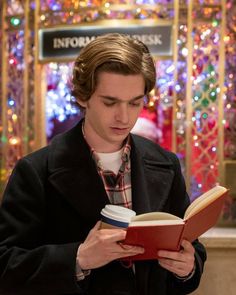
[94,137,131,173]
[82,122,132,209]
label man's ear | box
[76,98,87,109]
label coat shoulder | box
[16,146,50,182]
[131,134,178,164]
[24,146,49,166]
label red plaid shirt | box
[91,138,132,209]
[82,125,132,209]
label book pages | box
[184,186,227,219]
[129,219,184,226]
[131,212,182,222]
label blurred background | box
[0,1,236,293]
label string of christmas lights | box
[0,0,235,222]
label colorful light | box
[10,17,21,26]
[9,137,20,145]
[1,0,235,222]
[211,147,217,152]
[8,99,15,106]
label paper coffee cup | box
[100,205,136,229]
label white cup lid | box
[101,205,136,223]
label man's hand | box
[157,240,195,278]
[78,221,144,270]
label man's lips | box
[110,127,130,134]
[111,127,129,130]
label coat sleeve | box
[166,152,207,294]
[0,158,84,295]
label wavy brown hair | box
[71,33,156,107]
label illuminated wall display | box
[0,0,235,225]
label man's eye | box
[129,101,141,106]
[104,102,115,106]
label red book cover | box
[123,187,228,261]
[124,223,184,260]
[181,191,228,242]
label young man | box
[0,33,206,295]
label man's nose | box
[115,104,129,124]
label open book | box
[123,185,228,261]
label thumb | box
[85,221,101,240]
[89,220,101,233]
[93,220,102,230]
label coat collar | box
[47,120,108,222]
[130,135,175,214]
[47,120,175,220]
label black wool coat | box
[0,120,206,295]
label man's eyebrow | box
[100,95,145,101]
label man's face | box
[80,72,145,152]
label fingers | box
[158,255,193,277]
[87,221,101,238]
[94,220,102,230]
[89,222,127,244]
[96,232,144,256]
[80,221,144,270]
[157,240,195,277]
[158,259,190,277]
[180,239,195,254]
[158,240,195,259]
[99,229,127,243]
[79,235,144,270]
[117,242,144,255]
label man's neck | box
[82,121,125,153]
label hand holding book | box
[124,185,228,260]
[100,185,228,261]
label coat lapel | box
[130,135,175,215]
[47,121,175,222]
[47,120,109,222]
